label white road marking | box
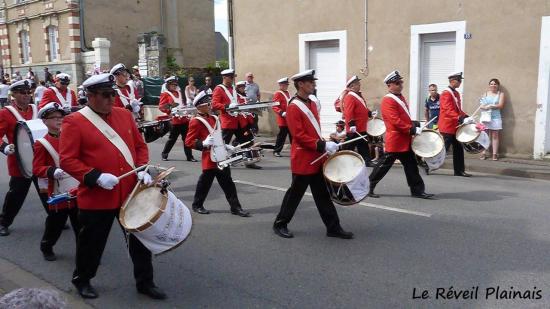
[234,180,432,218]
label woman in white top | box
[479,78,505,161]
[184,77,197,105]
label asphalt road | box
[0,139,549,308]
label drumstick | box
[234,140,253,149]
[354,131,369,142]
[309,135,367,165]
[117,165,148,181]
[420,116,438,131]
[455,106,483,128]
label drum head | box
[323,151,365,184]
[456,124,480,143]
[366,118,386,137]
[14,122,34,178]
[122,187,166,230]
[412,130,444,158]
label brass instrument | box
[226,101,280,115]
[171,106,197,118]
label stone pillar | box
[137,32,165,77]
[91,37,110,71]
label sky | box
[214,0,228,40]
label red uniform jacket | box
[438,87,466,135]
[0,104,36,177]
[237,93,253,129]
[33,133,75,210]
[59,107,149,210]
[272,90,290,127]
[211,85,238,130]
[114,84,140,109]
[381,94,414,153]
[286,97,326,175]
[343,91,370,133]
[38,87,78,109]
[185,114,218,171]
[158,91,189,125]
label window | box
[15,0,26,4]
[47,26,58,61]
[20,30,30,64]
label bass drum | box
[366,118,386,145]
[14,120,48,178]
[456,124,490,154]
[323,150,369,206]
[412,129,446,171]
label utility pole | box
[227,0,235,69]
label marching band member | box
[272,77,292,157]
[38,73,78,111]
[33,103,80,261]
[438,72,473,177]
[185,91,251,217]
[367,71,434,199]
[110,63,142,116]
[0,80,44,236]
[211,69,261,169]
[273,70,353,239]
[60,73,166,300]
[235,81,255,143]
[342,75,374,166]
[159,76,197,162]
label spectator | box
[0,79,8,108]
[3,73,11,85]
[44,67,54,86]
[132,66,144,98]
[424,84,440,129]
[0,288,67,309]
[184,76,198,105]
[13,71,22,81]
[245,72,261,134]
[199,76,214,94]
[26,67,35,81]
[479,78,505,161]
[34,80,47,104]
[330,120,347,143]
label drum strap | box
[194,115,219,134]
[35,138,59,166]
[5,104,37,121]
[348,91,369,111]
[277,91,291,104]
[291,98,322,139]
[385,93,411,120]
[164,90,183,108]
[217,84,237,105]
[51,87,72,108]
[442,88,462,111]
[116,84,136,107]
[78,106,136,168]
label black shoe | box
[273,152,282,157]
[137,284,167,300]
[245,163,262,170]
[0,226,9,236]
[161,154,168,161]
[231,208,251,217]
[187,158,198,162]
[367,191,380,198]
[192,207,210,214]
[411,192,435,199]
[366,161,376,168]
[41,248,57,261]
[454,172,472,177]
[327,228,354,239]
[273,225,294,238]
[72,279,98,299]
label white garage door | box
[419,32,456,119]
[308,40,345,137]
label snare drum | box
[412,130,446,171]
[323,150,369,206]
[217,147,263,169]
[14,119,48,178]
[366,118,386,145]
[138,118,171,143]
[120,186,192,255]
[456,124,490,154]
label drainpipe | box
[79,0,91,52]
[360,0,368,76]
[160,0,165,35]
[227,0,234,69]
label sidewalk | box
[0,258,93,308]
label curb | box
[0,258,93,309]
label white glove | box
[281,112,286,118]
[325,141,339,155]
[96,173,119,190]
[171,107,179,114]
[349,126,357,133]
[371,110,378,118]
[464,117,475,124]
[225,144,236,154]
[53,168,65,180]
[202,135,214,147]
[130,99,141,113]
[415,127,422,135]
[228,102,238,109]
[3,144,14,155]
[137,170,153,185]
[63,105,72,113]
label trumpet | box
[171,106,197,118]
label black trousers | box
[442,133,465,174]
[343,132,371,163]
[192,167,243,210]
[162,123,194,160]
[0,176,43,227]
[73,209,153,288]
[369,150,425,195]
[274,172,341,232]
[223,127,251,145]
[41,206,79,251]
[274,126,292,153]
